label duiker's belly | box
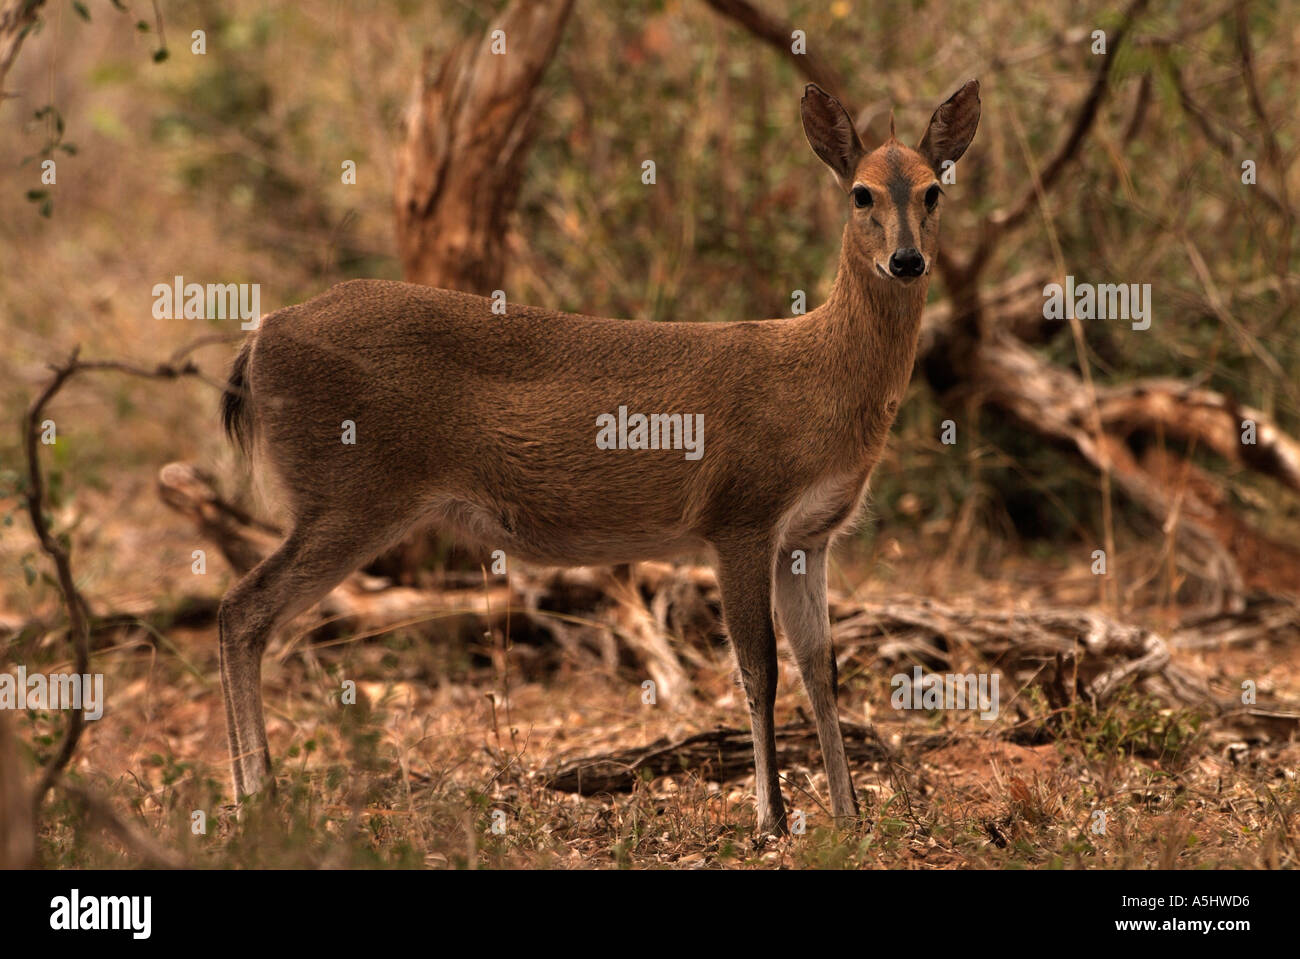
[428,496,706,567]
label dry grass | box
[13,539,1297,870]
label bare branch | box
[972,0,1150,269]
[700,0,850,105]
[1235,0,1293,266]
[0,0,46,103]
[22,347,209,818]
[1163,60,1287,215]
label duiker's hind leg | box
[774,545,859,822]
[218,515,408,799]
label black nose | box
[888,248,925,277]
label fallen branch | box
[545,720,945,795]
[60,784,185,869]
[975,328,1247,609]
[159,453,1296,727]
[1170,593,1300,649]
[1094,380,1300,493]
[158,465,700,696]
[158,462,281,576]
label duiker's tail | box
[221,339,254,453]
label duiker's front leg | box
[774,545,859,822]
[715,542,786,835]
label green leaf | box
[40,198,53,217]
[25,189,48,201]
[71,1,90,22]
[135,19,148,32]
[152,47,169,63]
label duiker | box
[219,80,980,834]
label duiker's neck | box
[820,224,929,397]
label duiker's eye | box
[924,184,942,211]
[852,186,872,208]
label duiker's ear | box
[917,79,980,174]
[801,84,865,191]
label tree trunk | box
[394,0,574,294]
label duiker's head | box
[802,80,980,283]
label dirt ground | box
[7,485,1297,869]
